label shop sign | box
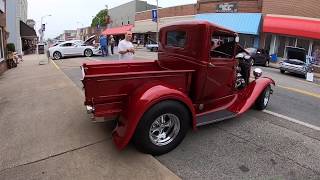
[0,0,4,13]
[216,3,238,13]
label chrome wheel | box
[149,113,180,146]
[263,87,271,106]
[53,52,61,60]
[84,49,93,57]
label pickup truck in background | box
[81,21,275,155]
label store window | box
[296,38,310,53]
[276,36,286,57]
[238,34,254,48]
[286,37,296,47]
[312,40,320,65]
[264,34,272,53]
[0,28,4,62]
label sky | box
[28,0,196,39]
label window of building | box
[0,28,4,62]
[275,36,286,57]
[264,34,272,53]
[166,31,186,48]
[296,38,310,53]
[210,33,235,59]
[238,34,254,49]
[312,40,320,65]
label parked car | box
[245,48,270,66]
[146,43,158,52]
[279,46,312,77]
[49,36,100,60]
[81,21,275,155]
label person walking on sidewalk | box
[110,35,115,55]
[118,31,134,60]
[99,34,108,57]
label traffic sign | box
[152,9,157,22]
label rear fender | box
[228,77,275,115]
[112,84,195,150]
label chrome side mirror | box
[253,68,262,79]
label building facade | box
[260,0,320,62]
[108,0,157,28]
[6,0,28,54]
[0,0,7,74]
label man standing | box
[99,34,108,57]
[118,31,135,60]
[110,35,115,55]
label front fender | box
[112,84,195,150]
[228,77,275,115]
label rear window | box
[166,31,186,48]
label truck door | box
[203,32,237,102]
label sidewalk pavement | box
[0,54,179,180]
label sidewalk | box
[0,54,179,180]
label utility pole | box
[156,0,159,43]
[40,14,51,43]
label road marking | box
[277,85,320,99]
[263,110,320,131]
[50,59,60,70]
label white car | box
[49,36,100,60]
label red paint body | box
[82,21,275,150]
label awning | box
[102,25,133,35]
[20,21,37,39]
[195,13,262,35]
[263,15,320,40]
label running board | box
[196,109,236,127]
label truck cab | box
[82,20,275,155]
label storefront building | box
[0,0,7,75]
[196,0,263,48]
[260,0,320,63]
[134,4,196,44]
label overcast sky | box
[28,0,196,39]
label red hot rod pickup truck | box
[81,21,275,155]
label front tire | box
[133,100,190,155]
[280,69,285,74]
[255,85,271,110]
[84,49,93,57]
[53,51,62,60]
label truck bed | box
[82,60,193,118]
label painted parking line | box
[50,59,60,70]
[277,85,320,99]
[263,110,320,131]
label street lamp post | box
[40,14,52,43]
[156,0,159,43]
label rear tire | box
[84,49,93,57]
[280,69,285,74]
[255,85,271,110]
[133,100,190,155]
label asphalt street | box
[52,49,320,179]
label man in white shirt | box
[118,31,135,60]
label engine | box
[235,53,252,90]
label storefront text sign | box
[216,3,238,13]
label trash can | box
[37,44,45,54]
[271,54,277,62]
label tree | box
[91,8,110,28]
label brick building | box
[261,0,320,61]
[0,0,6,75]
